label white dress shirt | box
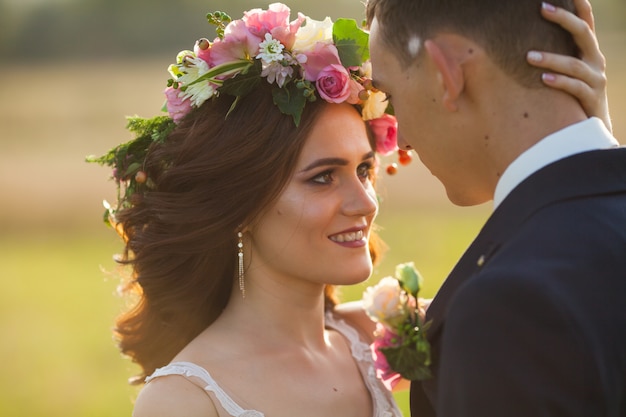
[493,117,619,209]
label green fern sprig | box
[86,115,175,225]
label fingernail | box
[527,51,543,62]
[542,2,557,12]
[542,73,557,83]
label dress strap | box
[325,313,402,417]
[146,362,264,417]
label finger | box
[540,72,594,106]
[571,0,595,31]
[540,1,594,33]
[539,2,600,63]
[527,51,604,88]
[540,71,612,132]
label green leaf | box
[219,60,262,97]
[380,344,432,381]
[332,18,370,67]
[187,60,252,88]
[123,162,142,178]
[125,115,174,138]
[225,96,242,119]
[102,208,112,227]
[272,83,306,126]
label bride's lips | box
[329,226,368,247]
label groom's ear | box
[424,35,472,112]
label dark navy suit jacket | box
[410,147,626,417]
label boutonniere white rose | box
[362,262,432,387]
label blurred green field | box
[0,230,137,416]
[0,206,489,417]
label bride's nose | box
[341,179,378,217]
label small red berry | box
[135,171,147,184]
[386,163,398,175]
[398,150,413,166]
[196,38,210,50]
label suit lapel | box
[425,147,626,339]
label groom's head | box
[365,0,584,207]
[366,0,577,88]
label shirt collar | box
[493,117,619,209]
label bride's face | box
[247,104,378,291]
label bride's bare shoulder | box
[133,374,219,417]
[333,300,376,342]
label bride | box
[89,2,611,416]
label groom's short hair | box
[366,0,578,88]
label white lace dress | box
[145,312,402,417]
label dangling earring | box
[237,231,245,298]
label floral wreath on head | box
[87,3,412,226]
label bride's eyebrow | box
[299,151,375,173]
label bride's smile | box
[328,227,367,245]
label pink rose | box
[368,114,398,156]
[316,64,351,103]
[371,323,402,391]
[270,12,306,49]
[300,43,341,81]
[211,19,262,66]
[347,79,364,105]
[243,3,305,49]
[164,86,192,123]
[244,3,290,36]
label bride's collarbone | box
[221,366,373,417]
[189,332,373,417]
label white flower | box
[177,56,215,107]
[358,61,390,120]
[180,81,216,108]
[360,61,373,79]
[168,50,194,78]
[362,276,410,329]
[261,61,294,87]
[292,16,333,52]
[256,33,285,63]
[361,89,389,121]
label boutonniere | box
[362,262,432,388]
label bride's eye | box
[311,170,334,184]
[357,162,374,181]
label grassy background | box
[0,206,489,417]
[0,2,624,415]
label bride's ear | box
[424,37,466,112]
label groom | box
[366,0,626,416]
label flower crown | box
[166,3,389,125]
[87,3,412,226]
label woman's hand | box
[527,0,611,132]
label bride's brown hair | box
[114,82,382,383]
